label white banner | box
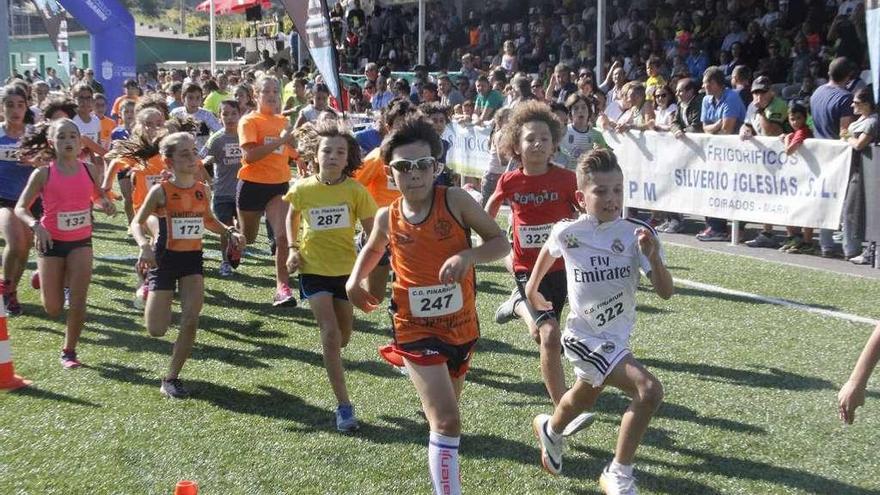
[603,130,853,229]
[446,122,492,178]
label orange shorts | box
[379,337,477,378]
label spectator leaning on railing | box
[438,75,465,108]
[672,78,703,136]
[371,76,394,111]
[810,57,856,259]
[841,87,878,265]
[696,65,746,242]
[473,75,504,125]
[740,76,796,250]
[655,77,702,235]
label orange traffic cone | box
[174,480,198,495]
[0,290,31,391]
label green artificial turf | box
[1,216,878,494]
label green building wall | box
[10,32,239,78]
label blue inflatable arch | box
[58,0,136,104]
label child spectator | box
[779,102,816,254]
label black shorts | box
[385,337,478,378]
[236,180,289,212]
[299,274,349,300]
[514,269,567,319]
[213,198,236,225]
[0,197,43,217]
[40,237,92,258]
[147,250,204,291]
[116,168,131,181]
[356,231,390,267]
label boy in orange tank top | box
[347,116,509,495]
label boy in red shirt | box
[484,101,592,435]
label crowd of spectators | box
[315,0,876,263]
[328,0,869,84]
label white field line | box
[675,278,878,326]
[93,238,877,325]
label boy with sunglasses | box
[347,116,509,495]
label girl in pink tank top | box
[15,119,116,369]
[40,158,95,241]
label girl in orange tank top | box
[346,118,509,495]
[105,108,207,308]
[131,132,244,399]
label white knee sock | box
[428,431,461,495]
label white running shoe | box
[599,464,638,495]
[562,412,595,437]
[532,413,564,475]
[494,288,522,324]
[218,261,233,277]
[133,285,148,310]
[663,218,683,233]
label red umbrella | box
[196,0,271,15]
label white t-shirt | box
[654,104,679,130]
[170,106,223,150]
[557,124,606,170]
[73,114,101,144]
[546,215,665,345]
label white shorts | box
[561,331,630,387]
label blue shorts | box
[213,197,236,225]
[299,274,349,300]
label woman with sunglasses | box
[650,85,678,131]
[530,78,546,102]
[840,87,878,264]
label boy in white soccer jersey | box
[526,148,674,495]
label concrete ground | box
[656,216,880,280]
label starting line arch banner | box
[58,0,136,105]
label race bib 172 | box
[171,217,204,239]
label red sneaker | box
[225,240,242,269]
[31,272,40,289]
[60,350,82,369]
[272,284,297,307]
